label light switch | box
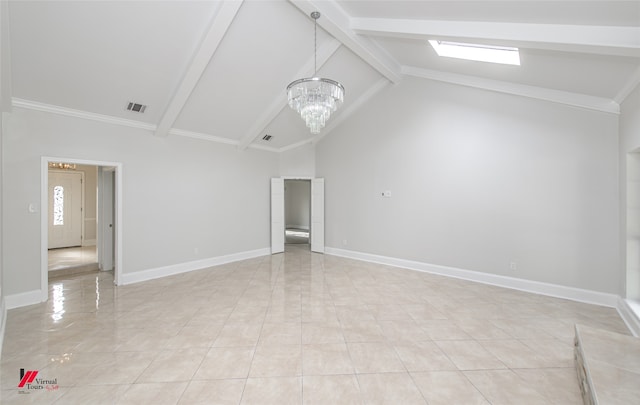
[28,203,38,213]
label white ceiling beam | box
[288,0,402,83]
[402,65,620,114]
[0,1,13,112]
[237,38,341,150]
[154,1,243,137]
[352,18,640,58]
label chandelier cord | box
[313,14,317,75]
[286,10,344,134]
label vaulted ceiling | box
[4,1,640,152]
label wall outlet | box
[194,247,199,255]
[509,261,517,271]
[382,190,391,198]
[342,239,347,246]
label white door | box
[311,178,325,253]
[48,171,83,249]
[98,168,115,271]
[271,178,285,254]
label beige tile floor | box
[1,244,631,404]
[48,246,98,271]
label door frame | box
[41,157,124,301]
[275,176,324,253]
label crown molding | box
[279,138,314,153]
[168,127,237,145]
[614,66,640,104]
[402,66,620,114]
[169,128,280,153]
[12,98,157,130]
[11,98,281,153]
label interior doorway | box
[271,177,324,254]
[41,158,123,301]
[47,164,98,277]
[285,179,310,246]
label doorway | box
[271,177,324,254]
[41,158,123,301]
[285,179,310,246]
[47,165,98,277]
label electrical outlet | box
[342,239,347,246]
[509,261,517,271]
[382,190,391,197]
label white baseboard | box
[5,289,44,310]
[617,298,640,337]
[120,248,271,285]
[82,239,96,247]
[326,247,620,308]
[0,296,6,360]
[286,225,309,231]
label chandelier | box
[287,11,344,134]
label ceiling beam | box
[154,1,243,137]
[237,38,341,150]
[288,0,402,83]
[351,18,640,58]
[402,65,620,114]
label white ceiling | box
[6,1,640,152]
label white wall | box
[0,112,6,352]
[2,107,279,297]
[285,180,310,229]
[620,83,640,300]
[279,143,315,178]
[317,77,620,294]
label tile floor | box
[1,245,631,404]
[48,246,98,272]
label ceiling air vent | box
[126,102,147,113]
[262,134,273,141]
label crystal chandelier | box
[287,11,344,134]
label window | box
[53,186,64,225]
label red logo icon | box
[18,369,38,388]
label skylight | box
[429,40,520,66]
